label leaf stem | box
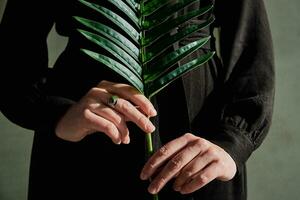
[146,132,154,156]
[140,1,158,199]
[153,194,159,200]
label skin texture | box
[55,81,236,194]
[140,133,237,194]
[55,80,157,144]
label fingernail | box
[180,190,188,195]
[147,123,155,132]
[123,140,129,144]
[124,137,130,144]
[140,172,147,180]
[150,109,157,116]
[148,185,157,194]
[115,140,121,145]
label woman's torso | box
[28,1,245,200]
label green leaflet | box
[78,0,139,43]
[125,0,139,12]
[74,16,139,61]
[144,36,211,83]
[147,52,215,98]
[142,0,200,29]
[141,4,213,46]
[107,0,140,27]
[142,0,171,16]
[81,49,144,93]
[78,29,142,80]
[144,16,215,63]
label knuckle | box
[184,133,194,140]
[157,177,167,187]
[186,145,196,153]
[158,146,169,157]
[120,100,132,112]
[207,147,218,158]
[199,174,208,184]
[107,110,122,124]
[86,103,94,111]
[98,80,109,87]
[126,85,138,94]
[90,87,99,93]
[183,170,194,178]
[138,95,150,105]
[103,122,115,134]
[148,161,156,170]
[169,157,182,170]
[195,138,208,147]
[137,115,147,126]
[88,87,100,96]
[216,159,226,168]
[86,102,98,111]
[113,115,122,125]
[83,108,91,121]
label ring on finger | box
[107,95,119,108]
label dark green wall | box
[0,0,299,199]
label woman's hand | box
[140,133,237,194]
[55,80,157,143]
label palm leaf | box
[74,1,215,197]
[144,15,215,58]
[78,29,142,78]
[143,4,213,45]
[74,17,139,60]
[144,0,198,25]
[125,0,139,12]
[147,51,215,97]
[76,0,215,97]
[78,0,139,43]
[82,49,144,92]
[107,0,139,27]
[144,36,211,83]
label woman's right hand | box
[55,80,157,144]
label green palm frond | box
[74,1,215,197]
[75,0,215,98]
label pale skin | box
[55,80,237,194]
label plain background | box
[0,0,299,199]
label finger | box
[147,140,203,194]
[114,98,155,133]
[89,103,130,144]
[88,88,155,133]
[99,80,157,117]
[140,133,197,181]
[179,161,220,194]
[83,108,121,144]
[89,88,155,133]
[173,148,215,191]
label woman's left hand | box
[140,133,237,194]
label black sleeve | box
[206,0,275,171]
[0,0,75,133]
